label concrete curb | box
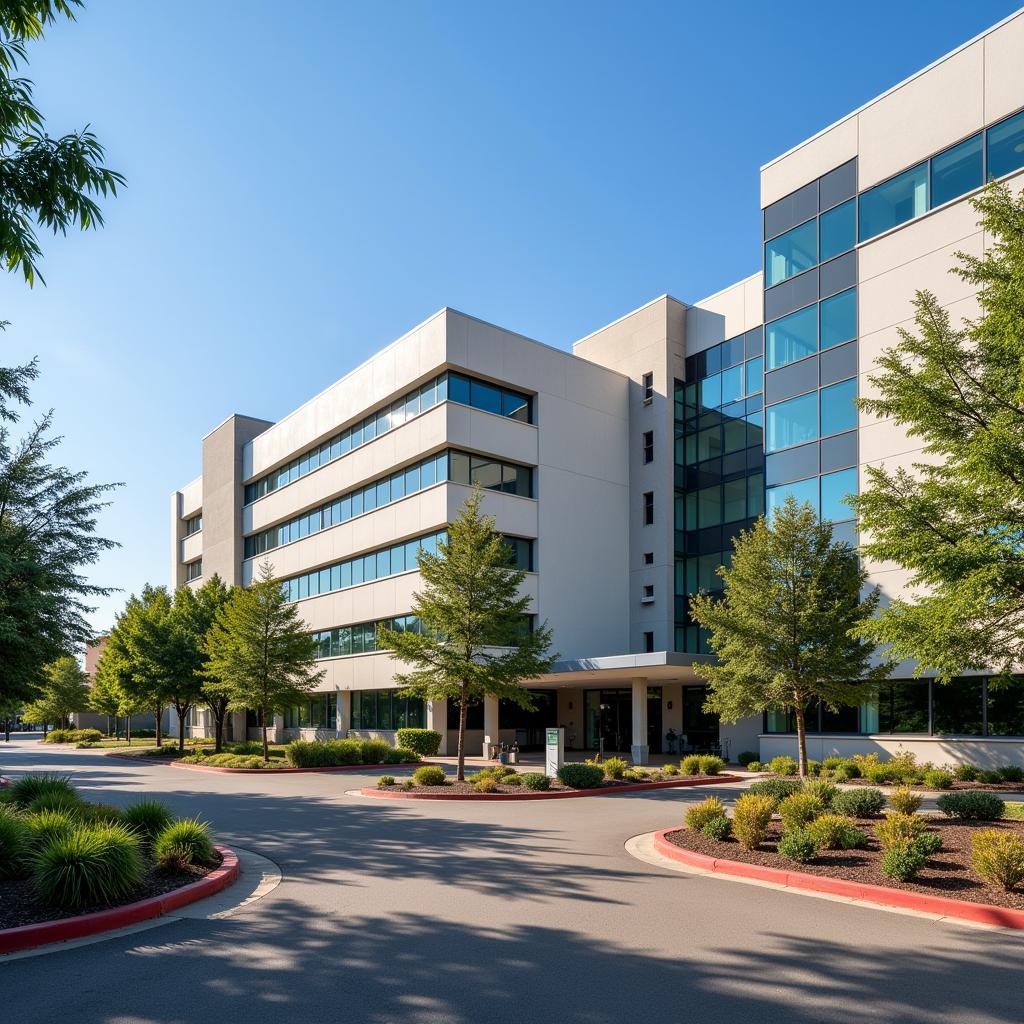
[103,751,420,774]
[652,829,1024,931]
[360,774,745,800]
[0,846,240,956]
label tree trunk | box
[456,683,468,782]
[127,716,132,746]
[214,704,225,754]
[154,705,163,747]
[262,711,269,763]
[177,703,187,751]
[795,704,808,779]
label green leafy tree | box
[854,182,1024,687]
[93,647,144,744]
[86,658,122,737]
[1,0,124,286]
[34,654,89,728]
[379,488,557,782]
[690,497,889,777]
[186,574,232,752]
[205,561,323,761]
[0,695,21,739]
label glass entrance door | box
[582,688,664,754]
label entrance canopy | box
[527,651,710,688]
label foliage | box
[778,792,825,832]
[22,808,75,851]
[998,765,1024,783]
[881,841,929,883]
[979,770,1003,784]
[602,757,628,780]
[377,776,395,788]
[971,830,1024,891]
[862,762,893,785]
[778,828,819,863]
[28,790,81,815]
[697,755,725,776]
[745,761,763,772]
[805,814,868,851]
[286,739,360,768]
[33,823,143,908]
[0,809,30,877]
[153,818,216,871]
[686,796,726,832]
[474,776,498,793]
[875,813,928,850]
[731,794,775,851]
[888,787,924,815]
[520,773,551,791]
[121,800,173,845]
[953,764,981,782]
[746,778,802,806]
[359,739,393,765]
[701,816,732,842]
[412,765,447,787]
[936,792,1006,821]
[768,755,799,777]
[9,773,75,808]
[831,788,886,818]
[205,561,323,760]
[679,755,702,775]
[691,497,888,777]
[394,728,442,756]
[801,779,838,809]
[662,763,679,775]
[503,774,522,786]
[27,657,90,728]
[854,184,1024,685]
[378,489,556,781]
[923,769,954,790]
[556,763,604,789]
[737,750,759,767]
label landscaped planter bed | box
[840,778,1024,794]
[173,759,419,775]
[364,774,743,799]
[662,818,1024,912]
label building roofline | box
[572,294,689,350]
[689,270,762,309]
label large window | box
[932,677,984,736]
[351,690,425,730]
[820,378,857,437]
[284,694,338,730]
[184,559,202,582]
[765,219,817,287]
[766,392,817,452]
[987,109,1024,181]
[766,305,817,370]
[987,679,1024,736]
[820,467,857,522]
[931,133,983,208]
[766,475,818,517]
[820,289,857,350]
[819,199,856,262]
[878,681,930,733]
[859,162,928,241]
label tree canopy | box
[23,653,89,728]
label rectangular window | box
[767,475,818,517]
[722,478,746,523]
[745,357,763,396]
[819,198,856,262]
[932,677,984,736]
[820,288,856,350]
[699,373,722,410]
[642,372,654,403]
[766,305,817,370]
[859,162,928,241]
[986,109,1024,181]
[643,631,655,653]
[765,219,817,287]
[183,514,203,537]
[766,392,818,452]
[697,485,721,528]
[642,431,654,464]
[643,491,654,526]
[470,379,502,415]
[931,133,983,208]
[878,681,929,733]
[747,473,765,518]
[820,467,857,522]
[820,378,857,437]
[721,364,743,405]
[470,456,502,491]
[184,559,202,582]
[987,679,1024,736]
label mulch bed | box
[843,778,1024,794]
[664,818,1024,911]
[0,853,222,931]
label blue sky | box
[3,0,1019,633]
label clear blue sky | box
[3,0,1019,633]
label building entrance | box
[583,688,663,754]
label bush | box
[998,765,1024,783]
[395,729,442,756]
[686,796,726,832]
[10,774,76,810]
[34,824,144,908]
[520,773,551,791]
[806,814,868,851]
[504,774,522,786]
[979,770,1003,784]
[622,769,646,782]
[972,830,1024,891]
[802,779,839,809]
[923,769,954,790]
[602,757,628,780]
[28,791,82,816]
[557,763,604,789]
[737,751,760,768]
[81,804,126,826]
[732,794,775,851]
[821,757,847,771]
[377,776,395,788]
[153,819,216,871]
[285,739,362,768]
[23,810,77,853]
[768,755,799,777]
[828,765,854,782]
[388,748,421,764]
[862,762,893,785]
[359,739,394,765]
[700,816,731,841]
[953,763,981,782]
[747,778,803,806]
[401,780,414,791]
[888,787,924,815]
[875,812,928,849]
[680,755,702,776]
[69,728,103,743]
[913,831,943,857]
[886,751,923,784]
[229,740,264,756]
[44,729,71,743]
[412,765,447,787]
[832,788,886,818]
[745,761,763,772]
[663,763,679,776]
[475,776,498,793]
[121,800,174,845]
[806,760,822,777]
[778,828,819,863]
[936,791,1006,821]
[0,811,30,879]
[697,755,725,776]
[881,841,928,882]
[778,792,825,832]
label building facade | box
[173,11,1024,766]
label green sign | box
[546,729,559,746]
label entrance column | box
[336,691,351,738]
[426,698,449,755]
[631,677,649,765]
[484,695,500,758]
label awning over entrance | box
[526,651,711,688]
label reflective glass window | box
[721,364,743,404]
[700,374,721,409]
[449,451,471,484]
[859,162,928,240]
[421,457,436,487]
[448,373,471,405]
[503,391,530,421]
[987,109,1024,181]
[820,288,857,349]
[931,133,983,208]
[820,378,857,437]
[819,199,855,262]
[820,467,857,522]
[987,679,1024,736]
[766,392,818,452]
[471,379,502,415]
[697,485,721,528]
[470,456,502,490]
[767,475,818,517]
[766,305,817,370]
[747,473,765,517]
[765,219,817,287]
[932,677,983,736]
[745,357,763,395]
[723,479,746,523]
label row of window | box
[244,450,533,558]
[678,409,763,466]
[184,560,202,582]
[183,514,202,537]
[352,690,426,731]
[313,614,424,659]
[764,677,1024,737]
[676,474,765,531]
[283,694,339,730]
[765,467,858,525]
[765,378,856,453]
[683,326,764,381]
[243,371,533,505]
[765,199,856,287]
[766,288,856,371]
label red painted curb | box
[0,846,240,956]
[103,751,421,774]
[652,829,1024,931]
[361,774,744,800]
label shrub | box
[881,841,928,882]
[829,765,854,782]
[953,763,980,782]
[121,800,174,845]
[557,763,604,789]
[886,751,922,784]
[701,816,732,841]
[686,796,726,832]
[79,804,125,826]
[923,769,954,790]
[778,792,825,832]
[998,765,1024,783]
[401,780,414,791]
[44,729,70,743]
[377,776,395,788]
[286,739,362,768]
[806,814,867,851]
[745,761,763,772]
[663,763,679,776]
[821,756,847,771]
[0,811,30,878]
[359,739,394,765]
[806,760,822,777]
[69,728,103,743]
[680,755,702,776]
[475,776,498,793]
[153,819,216,871]
[229,740,264,756]
[10,774,76,810]
[979,770,1003,784]
[602,757,628,780]
[412,765,447,787]
[23,810,77,853]
[732,794,775,851]
[862,762,893,785]
[888,787,924,816]
[747,778,802,806]
[28,791,83,816]
[34,824,144,907]
[972,830,1024,891]
[832,788,886,818]
[936,791,1006,821]
[737,751,759,768]
[504,774,522,786]
[802,779,839,809]
[768,755,799,777]
[697,755,726,776]
[913,831,943,857]
[875,812,928,849]
[778,828,819,863]
[395,728,442,756]
[389,747,421,764]
[622,769,646,783]
[520,773,551,791]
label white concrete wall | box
[759,734,1024,770]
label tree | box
[87,662,122,738]
[205,561,323,761]
[93,648,144,744]
[0,695,22,739]
[690,497,889,777]
[1,0,124,286]
[185,574,232,752]
[379,488,557,782]
[32,654,89,728]
[854,182,1024,687]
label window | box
[643,551,654,566]
[878,681,929,733]
[766,392,817,452]
[184,559,202,582]
[820,467,857,522]
[859,162,928,241]
[183,514,202,537]
[642,372,654,404]
[767,475,818,517]
[820,378,857,437]
[986,109,1024,181]
[745,357,763,396]
[643,491,654,525]
[820,288,856,350]
[642,584,654,602]
[931,133,983,208]
[643,631,655,653]
[642,431,654,464]
[765,219,817,287]
[932,677,983,736]
[987,679,1024,736]
[819,199,856,262]
[766,305,817,370]
[352,690,426,730]
[722,478,747,523]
